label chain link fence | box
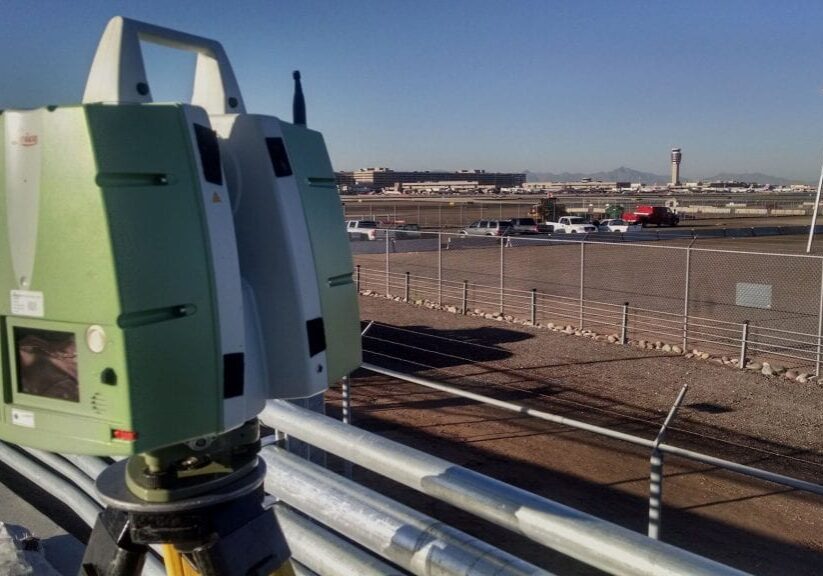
[352,231,823,374]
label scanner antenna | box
[293,70,306,126]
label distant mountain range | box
[524,167,806,186]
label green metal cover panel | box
[278,122,361,383]
[0,104,223,454]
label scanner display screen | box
[15,328,79,402]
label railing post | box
[648,383,689,540]
[649,449,664,540]
[620,302,629,344]
[500,237,505,314]
[355,264,361,292]
[462,280,468,315]
[341,376,351,425]
[530,288,537,325]
[340,376,353,479]
[404,271,410,301]
[579,241,585,329]
[738,321,749,369]
[438,233,443,305]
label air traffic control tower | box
[671,148,682,186]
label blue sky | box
[3,1,823,181]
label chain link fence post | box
[385,233,390,296]
[500,237,505,314]
[355,264,361,292]
[683,246,691,351]
[817,259,823,377]
[438,232,443,305]
[579,241,585,329]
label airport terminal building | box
[346,167,527,190]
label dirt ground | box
[329,295,823,575]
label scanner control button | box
[86,325,106,353]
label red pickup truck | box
[623,205,679,227]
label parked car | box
[544,216,597,234]
[393,223,421,239]
[508,217,540,235]
[623,206,679,227]
[598,219,642,233]
[461,220,512,236]
[346,220,380,240]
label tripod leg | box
[79,509,147,576]
[161,545,196,576]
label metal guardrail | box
[261,401,752,576]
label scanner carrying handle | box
[82,16,246,115]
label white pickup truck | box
[346,220,380,241]
[544,216,598,234]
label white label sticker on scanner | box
[11,409,35,428]
[10,290,43,317]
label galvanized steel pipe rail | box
[261,444,553,576]
[261,400,752,576]
[271,501,405,576]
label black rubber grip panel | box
[306,317,326,357]
[223,352,245,398]
[193,123,223,185]
[265,137,293,178]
